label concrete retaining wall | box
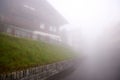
[0,60,74,80]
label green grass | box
[0,33,75,73]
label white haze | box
[47,0,120,79]
[48,0,120,79]
[47,0,120,54]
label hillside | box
[0,33,75,73]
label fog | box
[47,0,120,79]
[48,0,120,51]
[47,0,120,52]
[0,0,119,80]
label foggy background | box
[47,0,120,79]
[47,0,120,54]
[0,0,120,79]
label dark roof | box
[0,0,68,30]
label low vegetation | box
[0,33,75,73]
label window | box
[40,24,45,29]
[53,28,56,32]
[49,26,53,31]
[7,27,12,34]
[49,26,56,32]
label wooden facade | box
[0,0,68,43]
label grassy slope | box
[0,33,75,73]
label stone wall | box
[0,60,74,80]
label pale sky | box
[47,0,120,47]
[47,0,119,26]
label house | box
[0,0,68,43]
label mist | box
[0,0,120,80]
[48,0,120,79]
[48,0,120,55]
